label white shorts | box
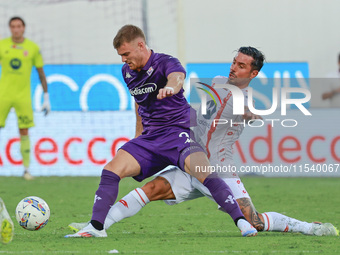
[159,167,250,205]
[157,167,203,205]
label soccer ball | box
[15,196,50,231]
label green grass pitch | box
[0,176,339,254]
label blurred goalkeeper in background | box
[0,17,50,180]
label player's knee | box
[142,180,161,201]
[142,177,172,201]
[19,128,29,136]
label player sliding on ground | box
[69,47,339,237]
[65,25,257,238]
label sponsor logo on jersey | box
[129,83,157,96]
[10,58,22,70]
[23,50,28,56]
[11,45,23,49]
[125,72,132,79]
[197,118,210,128]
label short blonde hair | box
[113,24,146,49]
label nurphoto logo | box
[198,82,312,128]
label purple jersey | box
[122,50,190,133]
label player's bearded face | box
[9,20,25,39]
[228,53,258,87]
[117,40,145,71]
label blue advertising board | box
[186,62,309,109]
[30,64,133,111]
[0,62,308,111]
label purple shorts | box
[120,127,204,182]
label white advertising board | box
[1,109,339,177]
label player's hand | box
[157,87,174,100]
[242,106,262,123]
[41,92,51,116]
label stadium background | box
[0,0,340,177]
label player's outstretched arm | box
[37,67,51,116]
[157,72,185,100]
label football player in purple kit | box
[65,25,256,238]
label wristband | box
[43,92,49,101]
[165,87,174,93]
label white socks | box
[262,212,312,234]
[102,189,315,235]
[104,188,150,229]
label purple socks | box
[203,173,244,224]
[91,170,120,230]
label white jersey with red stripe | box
[194,76,249,170]
[159,76,251,205]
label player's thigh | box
[13,99,34,129]
[184,151,211,182]
[0,98,12,128]
[104,149,141,178]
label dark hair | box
[9,16,25,27]
[238,46,265,71]
[113,24,146,49]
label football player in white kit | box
[70,47,338,236]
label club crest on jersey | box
[129,83,157,96]
[147,66,154,76]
